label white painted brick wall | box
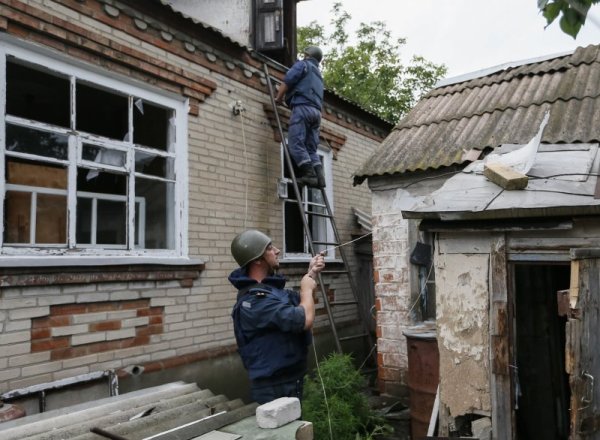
[0,0,384,393]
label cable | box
[238,106,249,229]
[311,341,334,440]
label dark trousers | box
[250,377,305,404]
[287,105,321,168]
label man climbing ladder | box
[275,46,325,188]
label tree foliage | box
[298,2,446,124]
[539,0,599,37]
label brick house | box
[0,0,391,412]
[354,44,600,437]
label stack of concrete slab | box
[0,382,313,440]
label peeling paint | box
[436,249,491,416]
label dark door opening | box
[514,264,571,439]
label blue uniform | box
[229,268,311,404]
[283,58,324,169]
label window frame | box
[0,39,189,261]
[280,143,335,261]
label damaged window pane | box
[135,151,173,178]
[76,81,128,140]
[2,47,184,255]
[76,168,127,246]
[6,59,70,128]
[4,159,68,244]
[6,124,68,160]
[133,99,172,151]
[82,144,126,168]
[135,177,173,249]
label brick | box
[72,312,108,324]
[72,332,106,346]
[51,304,87,315]
[22,361,62,376]
[106,310,137,320]
[120,300,150,310]
[89,320,121,332]
[121,317,149,328]
[9,351,50,367]
[109,291,140,301]
[6,319,32,332]
[38,295,77,306]
[31,328,52,340]
[54,366,90,380]
[52,324,88,337]
[105,328,136,341]
[48,315,72,327]
[0,297,37,309]
[86,303,117,313]
[77,292,109,302]
[9,306,49,320]
[62,354,98,368]
[31,337,69,352]
[3,343,30,357]
[0,368,20,381]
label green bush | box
[302,353,389,439]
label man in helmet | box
[275,46,325,188]
[229,229,325,404]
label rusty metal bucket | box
[404,324,439,439]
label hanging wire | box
[238,105,249,228]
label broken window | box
[281,145,333,259]
[1,47,186,256]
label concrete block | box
[256,397,301,429]
[472,416,492,440]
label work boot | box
[296,163,319,188]
[314,164,326,188]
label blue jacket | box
[283,58,324,110]
[229,268,311,381]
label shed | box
[355,43,600,437]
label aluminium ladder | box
[263,64,376,361]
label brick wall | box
[0,0,385,394]
[371,188,413,397]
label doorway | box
[513,264,571,440]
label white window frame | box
[281,144,335,261]
[0,39,189,262]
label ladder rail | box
[263,64,376,360]
[263,64,343,353]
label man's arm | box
[299,253,325,329]
[275,82,288,104]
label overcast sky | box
[297,0,600,79]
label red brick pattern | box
[31,300,164,360]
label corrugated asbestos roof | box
[0,382,311,439]
[354,44,600,184]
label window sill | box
[0,257,205,288]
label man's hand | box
[307,252,325,279]
[274,83,288,105]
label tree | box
[298,2,446,124]
[539,0,599,38]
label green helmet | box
[303,46,323,62]
[231,229,271,267]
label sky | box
[297,0,600,80]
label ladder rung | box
[312,240,339,246]
[330,300,358,306]
[321,269,349,275]
[339,333,369,342]
[305,210,333,218]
